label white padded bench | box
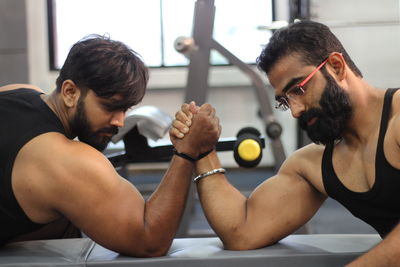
[0,234,381,267]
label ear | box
[327,52,346,81]
[60,80,81,108]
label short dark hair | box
[56,34,149,110]
[257,20,363,78]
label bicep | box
[49,150,146,253]
[243,172,326,247]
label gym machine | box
[174,0,286,171]
[107,106,265,169]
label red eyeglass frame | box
[275,58,329,111]
[296,58,328,90]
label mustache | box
[96,126,119,136]
[299,108,324,130]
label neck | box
[341,80,385,145]
[42,91,75,139]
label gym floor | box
[123,166,377,237]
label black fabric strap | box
[198,148,214,160]
[173,148,214,162]
[173,149,197,162]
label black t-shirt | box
[322,88,400,237]
[0,88,67,243]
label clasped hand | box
[169,102,221,159]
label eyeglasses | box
[275,58,328,111]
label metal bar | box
[107,138,265,167]
[181,0,216,237]
[184,0,216,104]
[211,39,286,169]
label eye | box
[101,102,127,113]
[294,86,305,95]
[288,86,304,97]
[102,104,115,112]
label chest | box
[331,129,400,193]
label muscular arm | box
[170,102,326,250]
[346,224,400,266]
[14,134,193,257]
[14,103,219,256]
[194,150,326,250]
[14,103,219,257]
[75,153,193,257]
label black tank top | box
[322,88,400,237]
[0,88,66,243]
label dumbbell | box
[233,127,263,168]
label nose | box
[110,111,125,128]
[289,99,305,118]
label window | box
[48,0,274,69]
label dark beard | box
[71,98,118,151]
[298,72,352,145]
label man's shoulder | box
[13,133,121,224]
[291,143,325,162]
[391,89,400,114]
[25,132,110,171]
[21,132,117,190]
[279,143,325,174]
[384,90,400,149]
[280,143,326,187]
[0,84,45,93]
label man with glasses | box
[171,20,400,265]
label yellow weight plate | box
[238,139,261,161]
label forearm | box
[142,156,194,255]
[195,152,249,248]
[347,224,400,266]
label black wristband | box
[198,148,214,160]
[173,148,197,162]
[173,148,214,162]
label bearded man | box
[0,35,221,257]
[172,21,400,266]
